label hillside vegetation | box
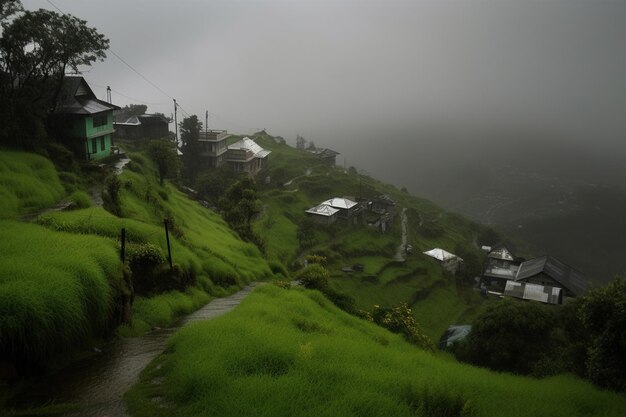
[252,134,496,339]
[0,149,272,368]
[126,284,626,417]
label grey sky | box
[22,0,626,150]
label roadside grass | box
[0,151,65,218]
[116,287,212,337]
[0,220,123,362]
[126,284,626,417]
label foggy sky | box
[21,0,626,153]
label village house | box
[113,114,169,140]
[305,203,340,225]
[225,137,271,176]
[423,248,464,273]
[52,76,120,160]
[513,255,587,298]
[311,148,340,166]
[364,194,396,232]
[198,129,230,168]
[483,245,520,289]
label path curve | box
[10,283,259,417]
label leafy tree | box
[179,115,202,180]
[147,139,178,185]
[219,177,264,249]
[579,277,626,393]
[296,134,306,150]
[195,165,235,203]
[0,1,109,148]
[454,299,557,374]
[296,217,317,250]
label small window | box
[92,113,107,127]
[100,136,105,151]
[91,138,97,153]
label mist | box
[23,0,626,282]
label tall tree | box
[0,2,109,148]
[147,139,179,185]
[179,115,202,181]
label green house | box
[53,76,120,161]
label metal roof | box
[320,197,358,210]
[488,246,515,261]
[55,76,119,114]
[423,248,461,262]
[504,281,562,305]
[228,137,271,159]
[305,204,340,217]
[515,255,587,296]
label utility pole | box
[173,99,178,147]
[106,86,111,104]
[164,219,173,270]
[205,110,209,139]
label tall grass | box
[0,151,65,218]
[126,285,626,417]
[0,220,123,362]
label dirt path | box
[8,283,259,417]
[394,208,408,262]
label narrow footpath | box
[393,208,408,262]
[9,283,259,417]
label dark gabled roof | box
[316,148,340,158]
[515,255,587,296]
[55,76,119,115]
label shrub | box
[127,243,165,295]
[69,191,92,209]
[367,303,433,350]
[295,264,329,291]
[305,254,327,267]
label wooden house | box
[52,76,120,160]
[113,114,169,140]
[312,148,340,166]
[483,245,520,289]
[514,255,587,298]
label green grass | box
[0,151,65,218]
[126,285,626,417]
[116,287,212,336]
[0,220,123,361]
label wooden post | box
[120,228,126,262]
[164,219,173,269]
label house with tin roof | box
[52,76,120,160]
[305,203,340,225]
[113,114,169,140]
[514,255,587,298]
[423,248,464,273]
[226,137,271,176]
[483,245,520,288]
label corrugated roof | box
[488,246,515,261]
[228,137,271,159]
[55,76,119,114]
[423,248,460,262]
[320,197,357,209]
[305,204,339,217]
[504,281,562,305]
[515,255,586,296]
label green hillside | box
[252,134,494,339]
[126,284,626,417]
[0,149,272,368]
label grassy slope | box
[0,150,272,364]
[253,134,488,339]
[126,284,626,417]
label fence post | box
[164,219,173,269]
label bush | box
[366,304,433,350]
[453,299,557,374]
[127,243,165,295]
[69,190,92,209]
[579,277,626,393]
[295,264,329,291]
